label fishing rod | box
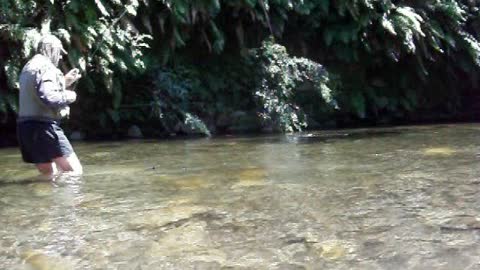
[88,8,129,60]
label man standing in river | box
[17,34,83,176]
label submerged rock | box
[147,221,227,264]
[440,216,480,231]
[313,240,352,261]
[88,152,112,158]
[424,147,456,156]
[30,183,53,197]
[84,165,144,177]
[20,249,74,270]
[170,175,212,190]
[128,205,210,230]
[74,193,105,208]
[127,125,143,138]
[231,167,267,189]
[228,111,262,133]
[69,131,85,141]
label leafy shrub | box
[1,0,479,137]
[252,39,337,132]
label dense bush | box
[252,39,336,132]
[1,0,479,137]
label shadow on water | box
[0,173,82,187]
[0,178,52,187]
[195,128,405,146]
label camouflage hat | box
[38,34,68,55]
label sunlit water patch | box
[0,124,479,269]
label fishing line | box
[70,8,129,91]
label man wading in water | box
[17,34,83,177]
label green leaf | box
[318,0,329,13]
[376,97,389,109]
[400,98,413,112]
[244,0,257,8]
[351,92,366,118]
[0,96,7,113]
[6,94,18,113]
[112,79,122,109]
[381,15,396,35]
[107,108,120,124]
[210,21,225,53]
[173,27,186,48]
[444,33,457,49]
[324,30,334,46]
[95,0,110,17]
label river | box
[0,124,479,269]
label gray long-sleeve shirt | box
[18,54,75,122]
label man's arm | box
[36,68,76,108]
[65,68,81,88]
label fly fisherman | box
[17,34,83,177]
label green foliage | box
[150,67,201,134]
[1,0,479,136]
[282,0,480,120]
[252,39,336,132]
[143,55,256,136]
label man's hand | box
[65,90,77,103]
[59,106,70,118]
[65,68,82,88]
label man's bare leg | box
[53,152,83,175]
[35,162,58,179]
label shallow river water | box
[0,124,479,269]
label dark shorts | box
[17,120,73,164]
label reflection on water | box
[1,124,479,269]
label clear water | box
[0,124,479,269]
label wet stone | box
[146,221,227,265]
[273,263,306,270]
[127,125,143,138]
[312,240,353,261]
[30,183,54,197]
[377,253,410,269]
[170,175,212,190]
[231,168,267,189]
[440,216,480,231]
[424,147,456,156]
[116,231,139,241]
[409,248,473,270]
[128,205,210,230]
[225,249,277,269]
[84,165,144,177]
[90,152,111,158]
[190,261,222,270]
[20,249,75,270]
[74,193,105,208]
[278,243,309,264]
[69,131,85,141]
[106,240,152,263]
[359,239,386,258]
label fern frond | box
[460,32,480,66]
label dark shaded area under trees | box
[1,0,479,146]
